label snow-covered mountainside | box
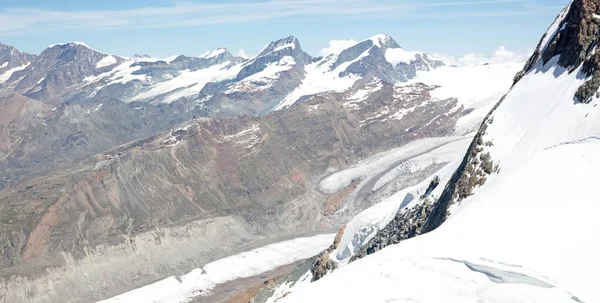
[260,1,600,302]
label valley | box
[0,23,527,303]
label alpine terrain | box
[0,18,526,303]
[248,1,600,303]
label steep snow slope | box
[272,1,600,302]
[130,62,241,102]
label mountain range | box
[0,33,523,302]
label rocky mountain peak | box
[235,35,311,81]
[369,34,401,49]
[0,42,36,67]
[39,42,104,68]
[199,47,229,59]
[46,42,90,49]
[517,0,600,103]
[257,35,301,57]
[328,34,442,83]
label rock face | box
[0,44,36,84]
[0,95,205,190]
[200,36,314,117]
[310,224,346,281]
[6,43,124,103]
[517,0,600,103]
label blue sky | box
[0,0,568,58]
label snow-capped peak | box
[199,47,227,59]
[257,36,300,57]
[370,34,392,47]
[369,34,400,49]
[47,42,90,49]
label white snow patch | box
[343,82,383,109]
[273,46,371,110]
[226,56,295,94]
[0,63,30,84]
[308,104,320,112]
[0,62,7,69]
[273,43,296,52]
[223,123,263,149]
[165,55,179,63]
[385,48,419,66]
[131,62,240,103]
[410,62,523,133]
[370,34,392,48]
[84,61,146,85]
[96,55,117,68]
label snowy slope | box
[272,40,371,110]
[409,62,523,134]
[131,62,242,102]
[225,56,296,94]
[270,2,600,302]
[84,55,243,103]
[0,63,29,83]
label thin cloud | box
[0,0,544,35]
[432,46,531,66]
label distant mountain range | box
[0,35,442,113]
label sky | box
[0,0,569,60]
